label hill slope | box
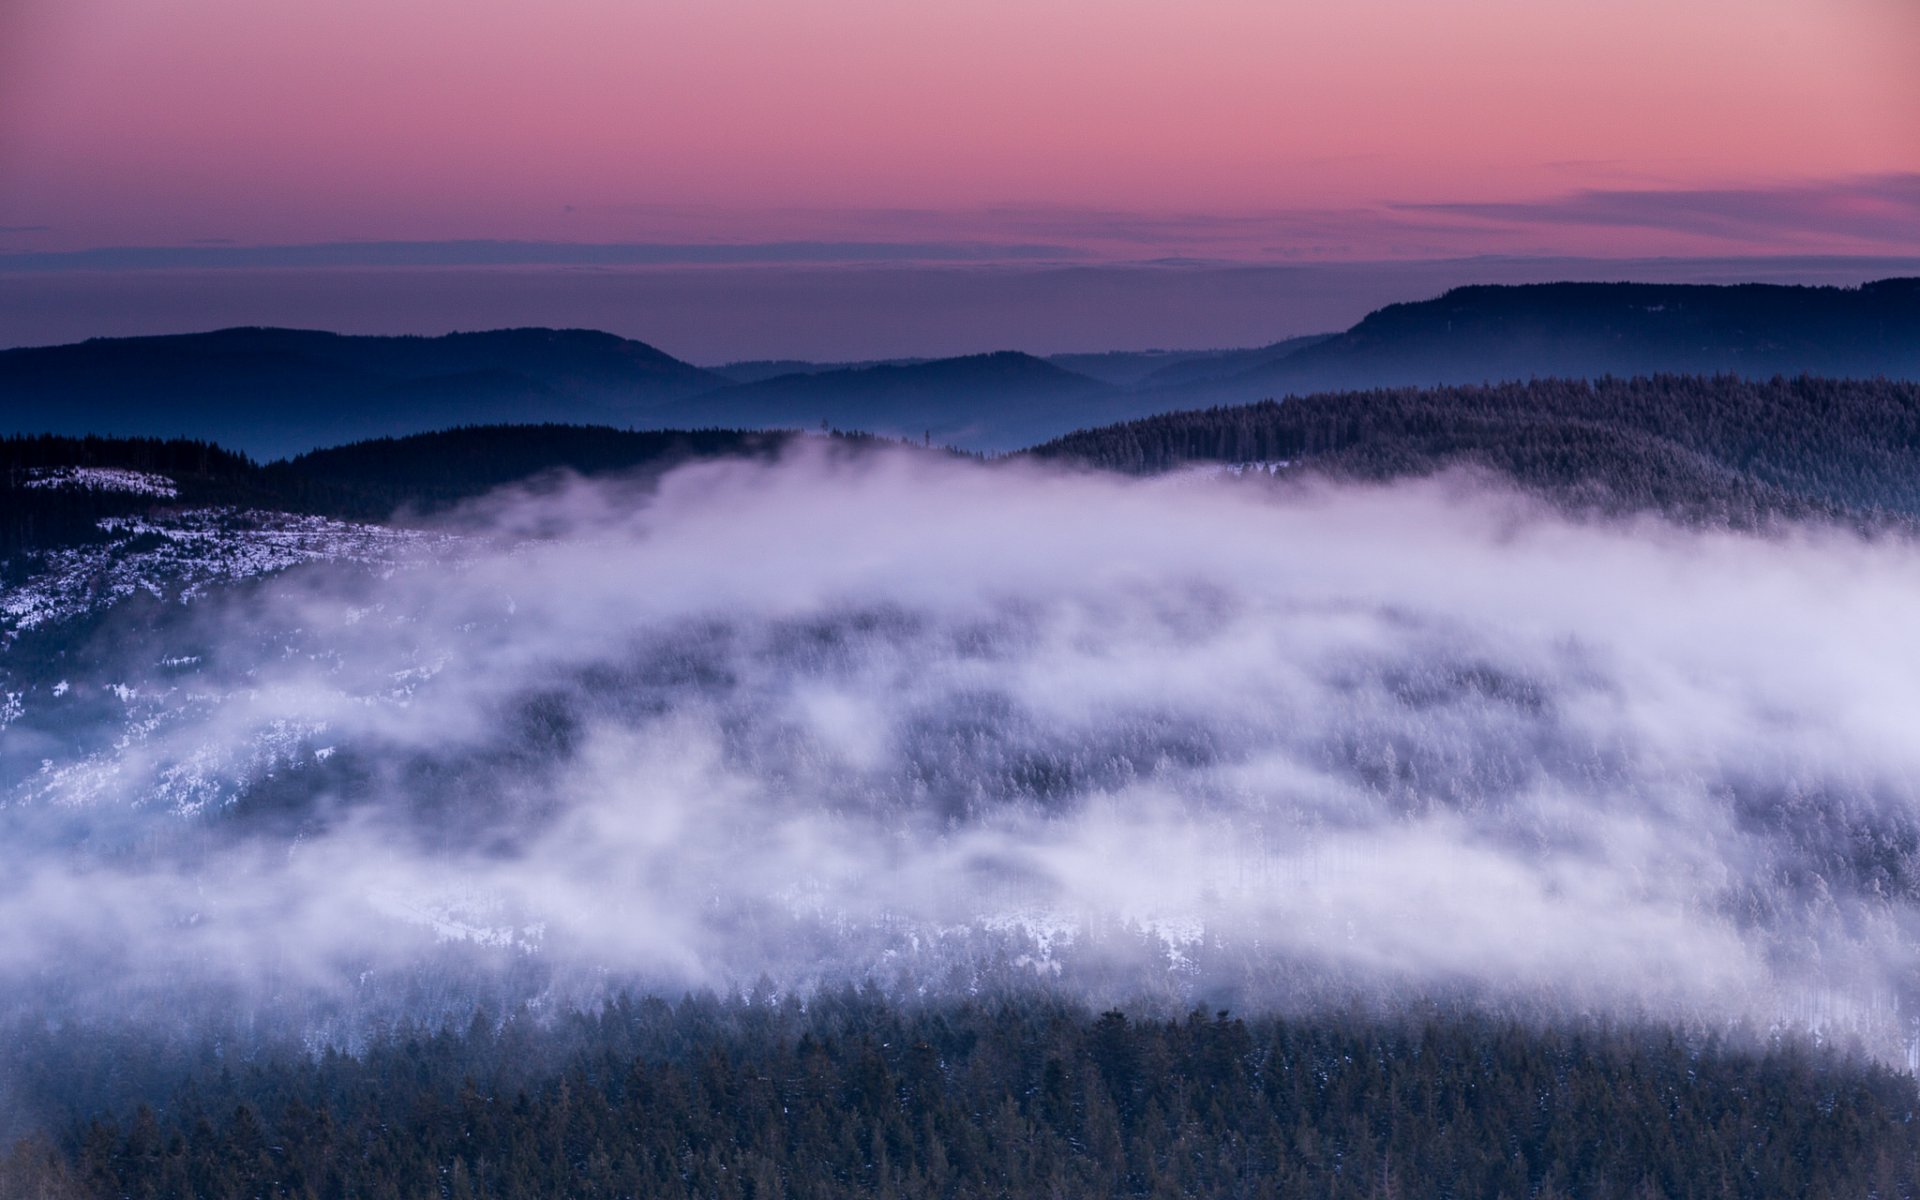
[658,351,1120,452]
[0,425,808,562]
[1165,278,1920,403]
[7,278,1920,459]
[1030,374,1920,527]
[0,327,724,458]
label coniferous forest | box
[7,996,1919,1200]
[0,427,809,558]
[1029,374,1920,527]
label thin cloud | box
[0,239,1086,273]
[13,180,1917,273]
[1404,174,1920,252]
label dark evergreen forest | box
[17,375,1920,565]
[6,996,1917,1200]
[0,427,803,561]
[1029,375,1920,527]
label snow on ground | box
[978,910,1208,978]
[1,505,478,814]
[21,466,180,498]
[366,885,546,951]
[1148,461,1293,490]
[0,507,464,637]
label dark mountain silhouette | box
[0,327,724,458]
[0,426,810,555]
[658,351,1121,452]
[270,424,814,518]
[8,279,1919,458]
[1132,333,1338,389]
[711,341,1339,391]
[685,279,1920,444]
[708,357,933,384]
[1038,349,1200,386]
[1155,278,1920,405]
[1030,374,1920,528]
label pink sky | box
[2,0,1917,261]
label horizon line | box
[6,240,1920,275]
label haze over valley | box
[5,0,1920,1193]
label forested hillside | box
[1,427,806,559]
[1031,374,1920,526]
[2,435,288,561]
[268,425,805,518]
[10,997,1916,1200]
[17,374,1920,563]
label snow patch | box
[0,506,466,637]
[23,466,179,498]
[1152,461,1293,490]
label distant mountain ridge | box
[0,327,727,458]
[5,278,1918,456]
[661,351,1117,449]
[1163,277,1920,403]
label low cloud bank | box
[4,448,1919,1061]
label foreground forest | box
[7,996,1918,1200]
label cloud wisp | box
[4,449,1920,1062]
[1405,173,1920,255]
[0,239,1084,274]
[10,177,1920,279]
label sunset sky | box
[2,0,1917,353]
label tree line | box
[1028,375,1920,528]
[7,992,1917,1199]
[0,427,804,563]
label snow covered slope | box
[2,505,459,639]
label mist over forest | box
[9,0,1919,1184]
[9,299,1920,1197]
[8,443,1920,1031]
[8,371,1920,1192]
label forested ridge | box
[268,425,804,517]
[0,427,804,560]
[8,280,1917,455]
[6,996,1917,1200]
[1029,375,1920,527]
[17,375,1920,562]
[1,435,267,560]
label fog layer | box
[5,449,1919,1056]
